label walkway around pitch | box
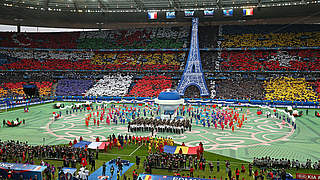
[88,159,134,180]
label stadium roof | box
[0,0,320,29]
[3,0,320,12]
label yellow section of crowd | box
[0,82,52,98]
[0,88,8,98]
[38,87,51,96]
[91,52,182,66]
[222,32,320,48]
[264,77,319,102]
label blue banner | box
[0,162,46,180]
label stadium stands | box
[128,75,172,97]
[0,87,7,97]
[0,50,185,71]
[85,74,133,97]
[264,77,319,102]
[0,32,79,49]
[77,27,189,49]
[0,81,52,97]
[215,79,264,100]
[91,51,184,71]
[0,24,320,100]
[199,26,218,48]
[209,80,216,99]
[55,79,94,96]
[314,81,320,99]
[221,24,320,48]
[220,50,320,71]
[0,27,189,49]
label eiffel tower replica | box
[176,18,209,96]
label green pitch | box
[0,102,319,163]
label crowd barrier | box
[1,96,319,110]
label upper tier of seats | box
[1,24,319,49]
[0,26,190,49]
[221,24,320,48]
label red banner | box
[296,173,320,180]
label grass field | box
[1,102,320,179]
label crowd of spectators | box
[85,74,133,97]
[253,157,320,170]
[0,32,79,49]
[314,81,320,99]
[91,51,185,71]
[183,86,201,98]
[0,49,186,71]
[0,139,91,179]
[220,50,320,71]
[2,48,320,72]
[264,77,319,102]
[198,26,218,49]
[200,51,217,71]
[55,79,94,96]
[77,27,189,49]
[0,70,319,101]
[215,79,264,100]
[0,81,52,98]
[0,49,94,60]
[128,75,172,97]
[222,32,320,48]
[145,152,207,172]
[221,24,320,48]
[209,80,216,99]
[1,24,320,51]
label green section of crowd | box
[77,38,185,49]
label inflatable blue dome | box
[158,91,181,100]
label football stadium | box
[0,0,320,179]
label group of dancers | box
[128,117,192,134]
[55,102,297,135]
[56,103,252,133]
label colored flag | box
[243,8,253,16]
[148,12,157,19]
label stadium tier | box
[55,79,94,96]
[219,50,320,71]
[0,26,189,49]
[215,79,264,100]
[1,49,320,71]
[1,24,320,50]
[0,81,52,97]
[221,24,320,48]
[0,49,185,70]
[264,77,319,102]
[127,75,173,97]
[85,74,133,97]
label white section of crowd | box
[0,49,94,60]
[85,74,133,97]
[78,27,190,40]
[209,80,216,99]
